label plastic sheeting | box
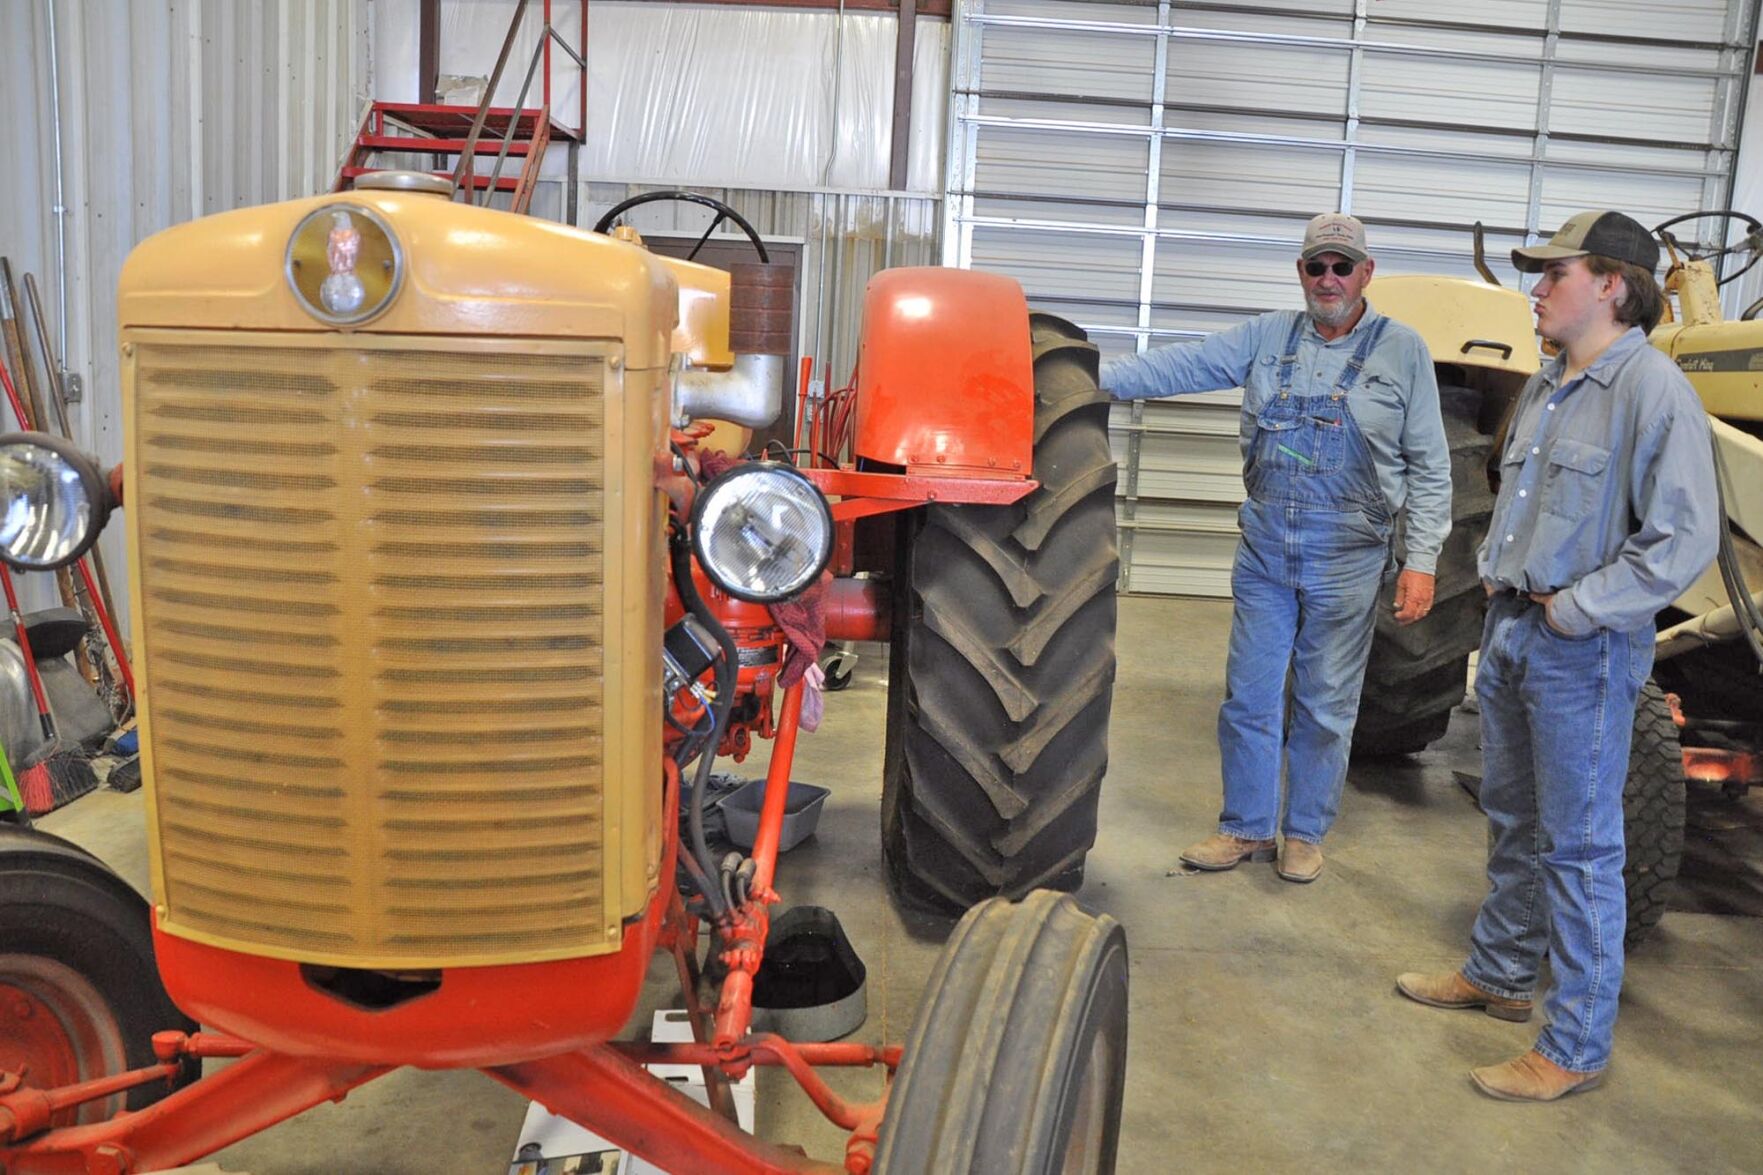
[372,0,948,193]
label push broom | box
[1,561,96,814]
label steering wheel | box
[1652,209,1763,288]
[593,191,770,264]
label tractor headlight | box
[0,432,112,571]
[691,462,833,604]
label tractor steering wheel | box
[593,191,770,264]
[1652,209,1763,288]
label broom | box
[1,564,95,814]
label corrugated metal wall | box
[0,0,370,625]
[942,0,1760,596]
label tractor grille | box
[131,338,610,967]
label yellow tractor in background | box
[1353,210,1763,949]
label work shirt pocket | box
[1540,438,1611,521]
[1242,353,1281,411]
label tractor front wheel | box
[0,826,197,1125]
[873,891,1128,1174]
[881,313,1119,911]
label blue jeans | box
[1463,594,1652,1073]
[1216,499,1389,844]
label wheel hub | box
[0,957,129,1125]
[0,980,82,1091]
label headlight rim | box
[283,200,406,328]
[0,430,111,572]
[689,460,834,605]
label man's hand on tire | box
[1393,568,1436,625]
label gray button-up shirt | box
[1102,306,1451,573]
[1479,326,1718,636]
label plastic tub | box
[715,779,830,852]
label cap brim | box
[1511,244,1588,273]
[1300,244,1367,262]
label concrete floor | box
[37,595,1763,1173]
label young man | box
[1104,213,1450,882]
[1396,210,1718,1101]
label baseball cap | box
[1512,210,1659,273]
[1300,213,1368,262]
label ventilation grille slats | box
[135,341,608,967]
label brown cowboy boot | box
[1178,833,1276,872]
[1277,838,1323,883]
[1470,1050,1605,1102]
[1395,970,1533,1022]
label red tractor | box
[0,177,1125,1173]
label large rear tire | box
[1353,381,1492,757]
[0,826,197,1125]
[1623,680,1686,949]
[874,891,1128,1174]
[881,314,1119,911]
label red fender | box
[851,268,1034,479]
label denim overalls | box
[1216,314,1394,845]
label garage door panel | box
[971,226,1143,303]
[975,125,1151,203]
[1152,239,1303,312]
[1549,69,1720,144]
[1539,169,1711,231]
[1373,0,1547,30]
[1161,139,1342,214]
[1352,155,1533,227]
[1560,0,1731,40]
[1358,56,1541,130]
[980,26,1158,102]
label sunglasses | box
[1303,259,1359,277]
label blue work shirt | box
[1479,327,1718,636]
[1101,305,1452,573]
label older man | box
[1103,213,1450,882]
[1396,210,1717,1100]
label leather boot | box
[1178,833,1276,872]
[1395,970,1533,1022]
[1470,1050,1605,1102]
[1277,838,1323,883]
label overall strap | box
[1331,312,1389,398]
[1275,314,1307,397]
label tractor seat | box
[22,608,89,663]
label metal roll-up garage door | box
[941,0,1759,595]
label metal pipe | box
[451,0,531,195]
[482,33,550,206]
[823,578,888,642]
[43,0,69,378]
[750,683,804,897]
[820,0,847,186]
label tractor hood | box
[118,190,681,371]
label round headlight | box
[0,432,110,570]
[691,463,834,604]
[285,202,404,326]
